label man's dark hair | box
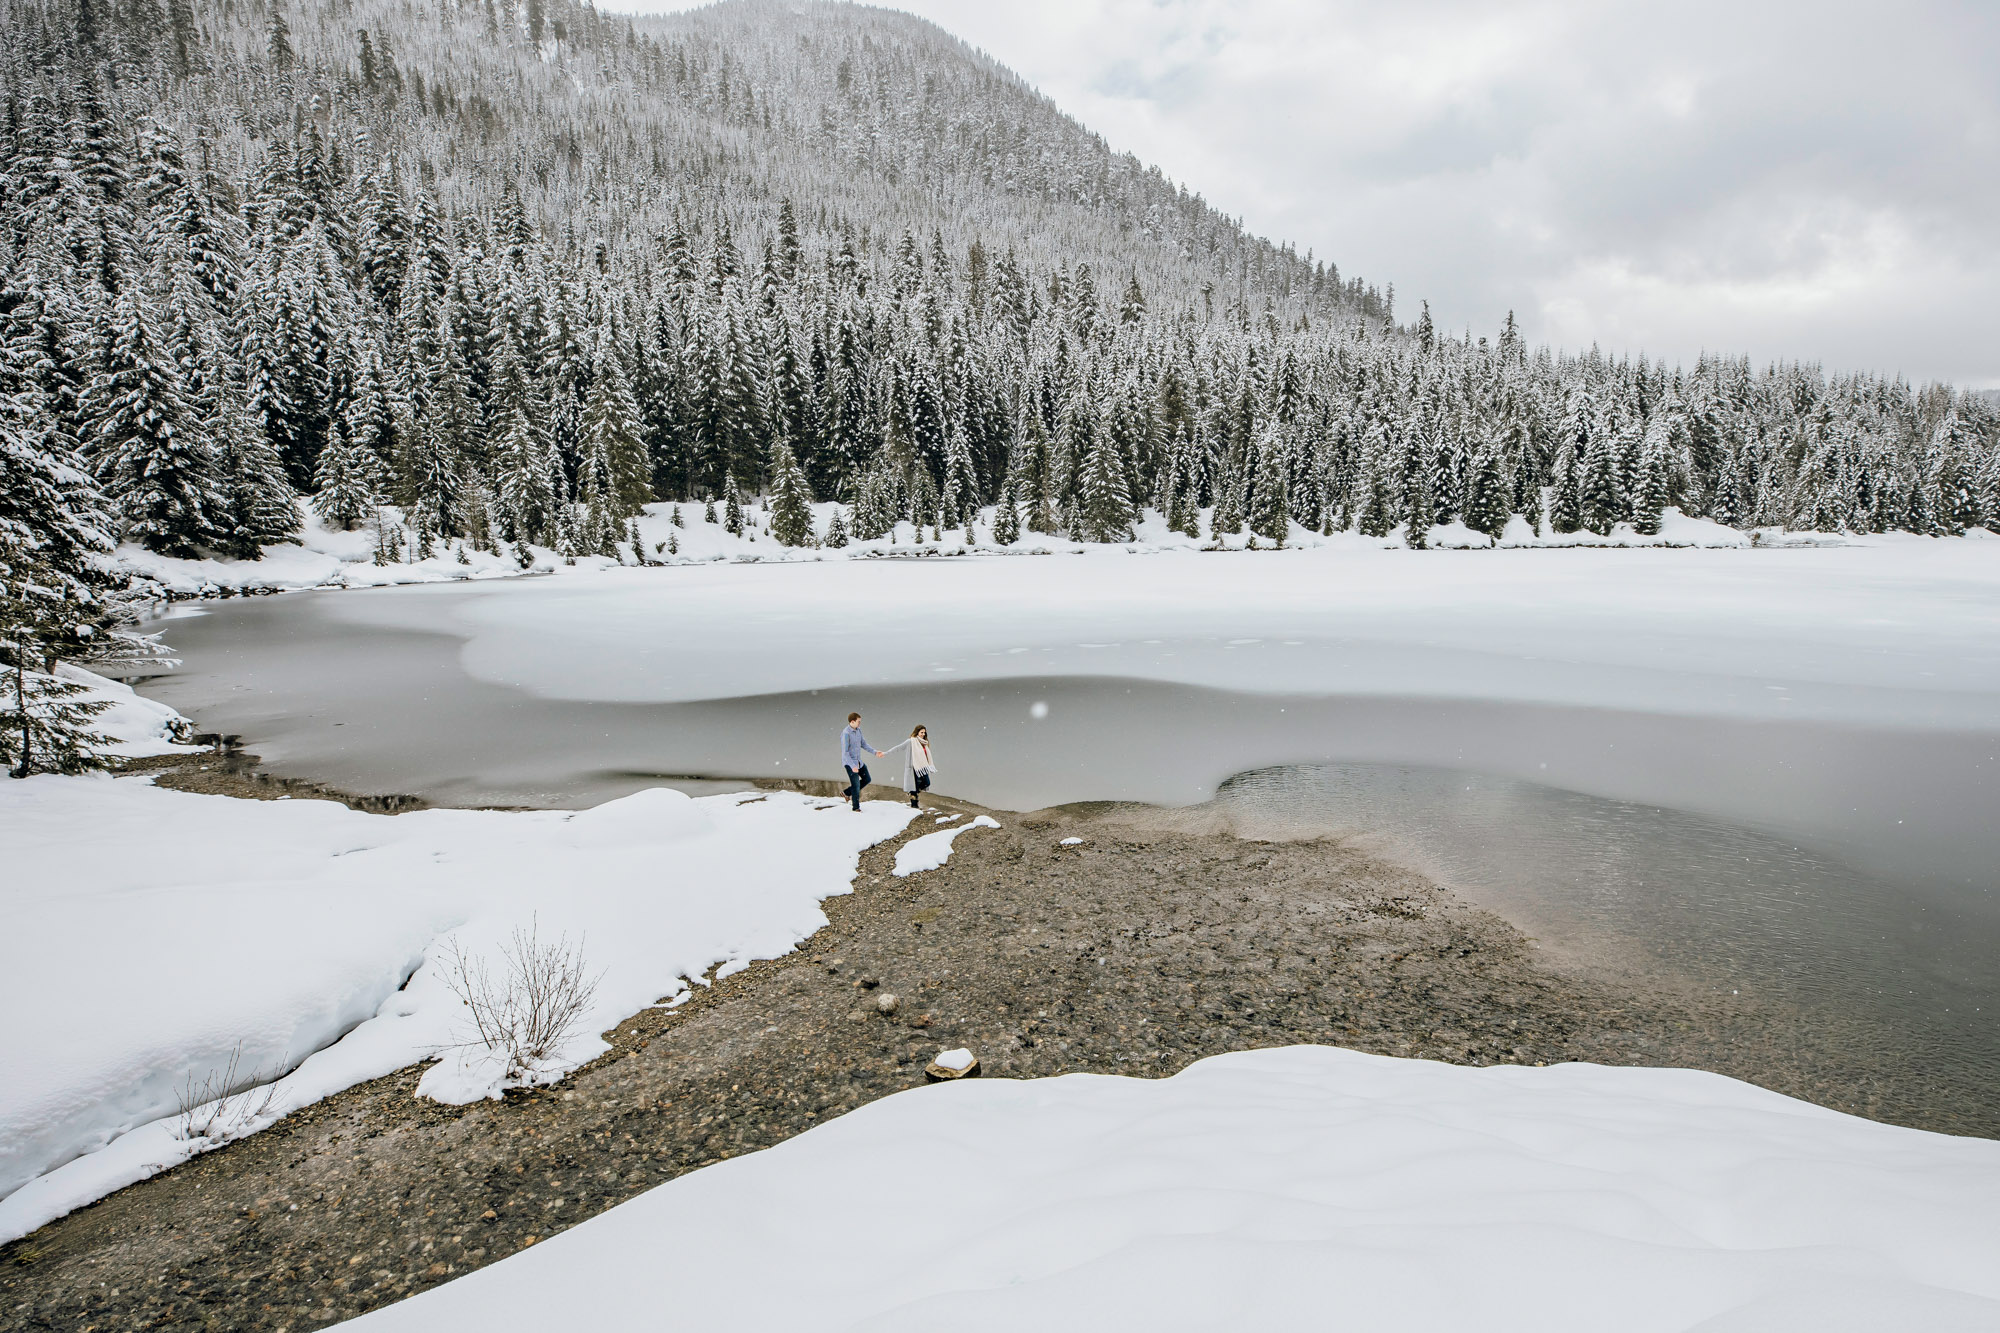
[847,712,861,722]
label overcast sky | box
[634,1,1999,388]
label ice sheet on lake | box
[323,536,2000,730]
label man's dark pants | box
[846,764,870,810]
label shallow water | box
[131,585,2000,1131]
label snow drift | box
[345,1045,2000,1332]
[0,776,915,1242]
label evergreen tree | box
[723,474,745,536]
[1581,423,1622,535]
[493,402,556,545]
[768,441,814,547]
[213,398,301,559]
[991,479,1020,545]
[1247,427,1289,545]
[1,545,112,777]
[313,416,385,530]
[1462,440,1510,542]
[1077,426,1135,543]
[1549,443,1584,534]
[582,334,652,517]
[0,320,115,605]
[1403,436,1435,549]
[823,504,851,549]
[1631,432,1669,536]
[1354,427,1399,538]
[85,288,219,557]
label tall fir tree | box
[85,287,219,557]
[1247,426,1290,545]
[1077,424,1135,543]
[767,441,814,548]
[1462,439,1510,542]
[582,333,653,518]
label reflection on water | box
[1205,762,2000,1130]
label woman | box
[881,724,938,810]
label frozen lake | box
[132,545,2000,1131]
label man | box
[841,711,884,812]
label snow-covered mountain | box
[1,0,1995,605]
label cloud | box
[627,1,2000,387]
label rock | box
[857,976,880,989]
[876,993,899,1015]
[924,1048,979,1082]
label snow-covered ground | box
[109,497,1804,599]
[892,814,1000,875]
[345,1045,2000,1332]
[0,767,916,1244]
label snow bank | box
[111,505,559,596]
[52,664,194,758]
[107,496,1833,601]
[891,814,999,875]
[345,1045,2000,1332]
[0,778,916,1242]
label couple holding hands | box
[839,712,937,812]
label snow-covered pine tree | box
[0,319,115,606]
[0,544,112,777]
[823,504,851,548]
[1354,426,1399,538]
[1462,439,1509,542]
[555,501,583,563]
[1631,429,1670,536]
[1581,421,1623,536]
[768,441,814,547]
[1248,426,1289,546]
[990,479,1020,545]
[1077,425,1135,543]
[723,474,745,536]
[1209,455,1245,538]
[85,286,220,557]
[315,412,384,530]
[583,331,653,518]
[492,402,555,546]
[1930,413,1984,536]
[213,394,302,559]
[940,424,979,530]
[1549,442,1583,534]
[1402,435,1435,549]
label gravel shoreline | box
[0,759,1962,1330]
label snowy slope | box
[344,1045,2000,1332]
[0,777,916,1243]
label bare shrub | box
[441,917,603,1083]
[174,1043,278,1143]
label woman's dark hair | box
[911,724,927,738]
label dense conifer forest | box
[2,0,1998,650]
